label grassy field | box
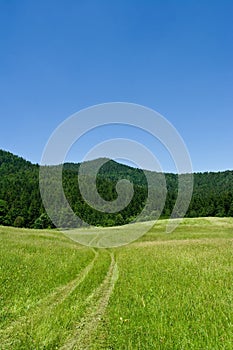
[0,217,232,349]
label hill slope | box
[0,149,233,228]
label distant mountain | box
[0,149,233,229]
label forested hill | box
[0,149,233,229]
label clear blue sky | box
[0,0,232,172]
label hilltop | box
[0,149,233,228]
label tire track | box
[60,252,118,350]
[0,249,98,346]
[88,234,101,247]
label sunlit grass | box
[0,218,232,349]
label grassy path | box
[0,249,99,349]
[60,252,118,350]
[0,247,118,350]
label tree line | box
[0,149,233,229]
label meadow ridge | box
[0,217,232,349]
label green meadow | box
[0,217,232,349]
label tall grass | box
[0,218,232,349]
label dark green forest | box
[0,149,233,229]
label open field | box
[0,218,232,349]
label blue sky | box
[0,0,232,172]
